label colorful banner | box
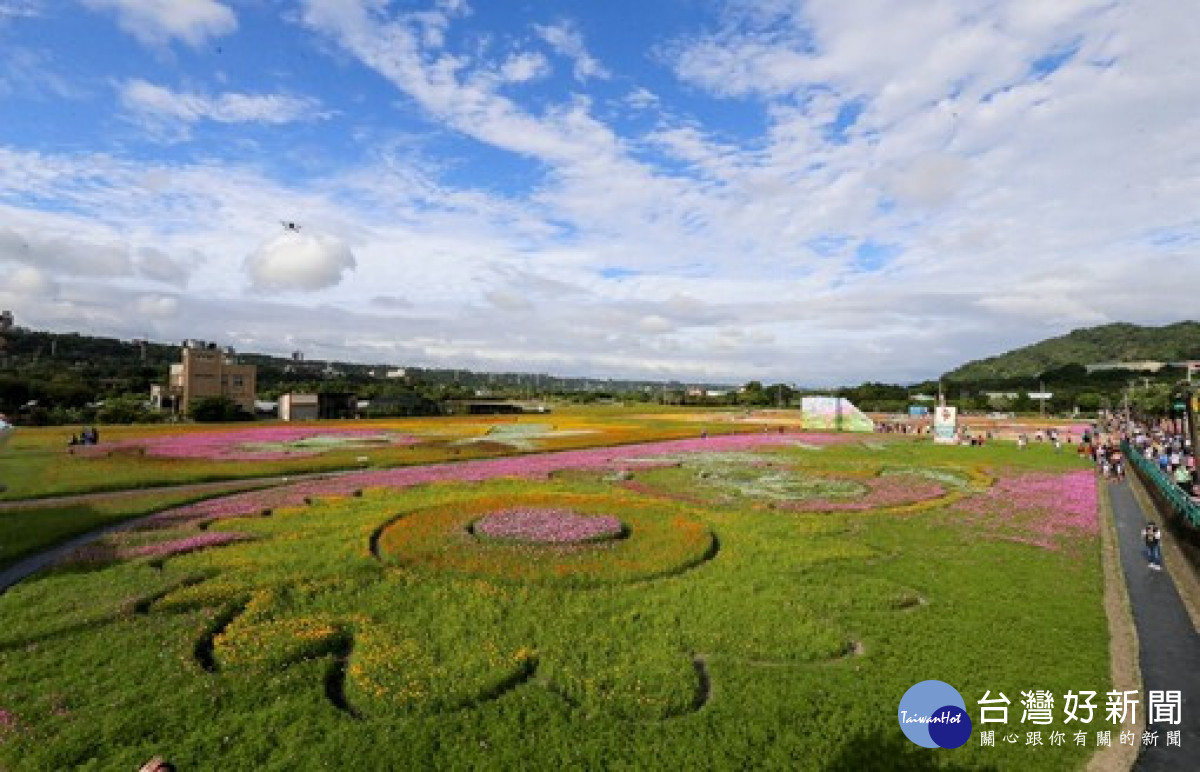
[800,397,875,432]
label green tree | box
[97,394,157,424]
[190,396,251,422]
[738,381,770,406]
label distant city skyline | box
[2,1,1198,386]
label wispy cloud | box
[534,20,610,81]
[120,79,325,130]
[0,1,39,21]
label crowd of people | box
[1127,419,1197,498]
[67,426,101,447]
[1087,416,1197,572]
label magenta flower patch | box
[473,508,624,544]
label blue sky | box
[1,1,1198,385]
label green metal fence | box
[1123,440,1200,529]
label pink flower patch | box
[473,508,624,544]
[61,531,251,564]
[953,470,1097,549]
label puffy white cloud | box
[244,231,357,293]
[82,0,236,48]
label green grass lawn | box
[0,439,1108,769]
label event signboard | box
[933,406,958,444]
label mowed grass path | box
[0,440,1108,769]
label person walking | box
[1174,465,1193,496]
[1143,521,1163,571]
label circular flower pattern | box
[378,492,714,586]
[471,508,625,544]
[625,461,965,514]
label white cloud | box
[625,87,659,110]
[135,294,179,318]
[120,79,323,128]
[300,1,622,167]
[82,0,236,48]
[497,52,550,84]
[135,247,192,286]
[534,20,610,81]
[244,231,358,292]
[884,155,969,208]
[0,225,134,277]
[7,265,56,296]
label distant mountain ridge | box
[943,321,1200,382]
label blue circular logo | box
[898,680,972,748]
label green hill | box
[943,321,1200,382]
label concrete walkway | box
[0,470,354,511]
[1108,481,1200,769]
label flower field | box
[0,429,1110,769]
[0,409,741,499]
[73,426,418,461]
